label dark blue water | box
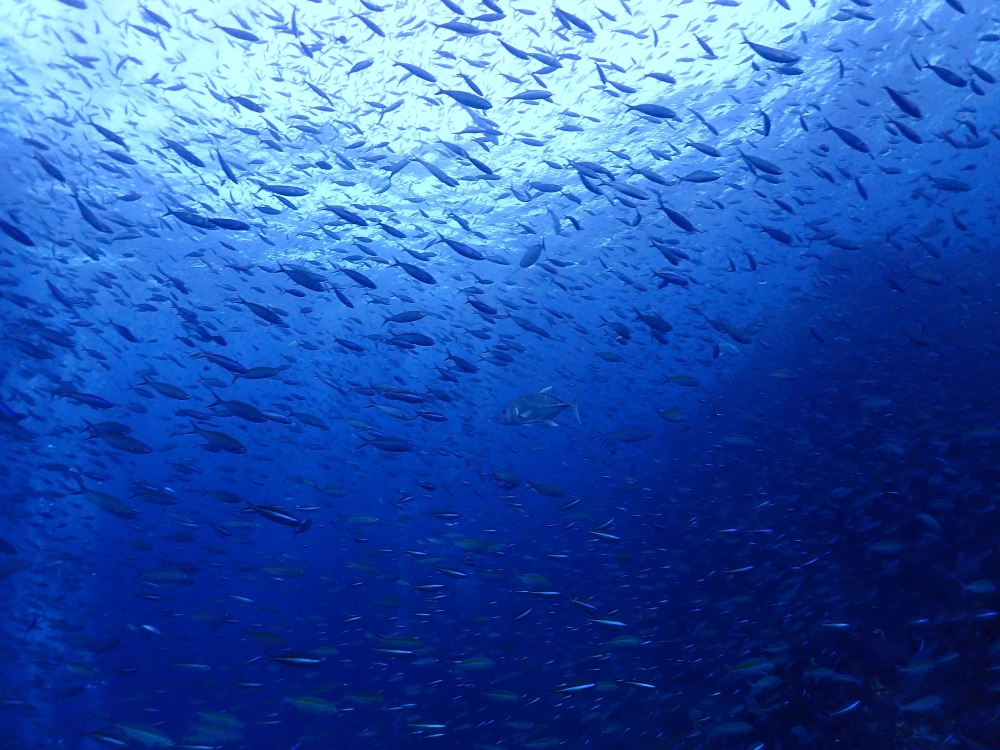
[1,0,999,747]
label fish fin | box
[539,386,553,394]
[571,390,581,423]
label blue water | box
[1,0,998,747]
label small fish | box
[899,696,943,713]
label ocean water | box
[1,0,998,747]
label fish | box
[741,33,801,64]
[823,120,871,154]
[500,387,580,426]
[115,725,174,747]
[899,696,943,713]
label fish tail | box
[571,390,581,424]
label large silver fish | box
[500,387,580,427]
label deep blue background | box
[1,0,999,747]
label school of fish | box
[0,0,998,747]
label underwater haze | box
[1,0,999,747]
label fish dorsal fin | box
[539,386,553,394]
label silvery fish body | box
[500,387,580,426]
